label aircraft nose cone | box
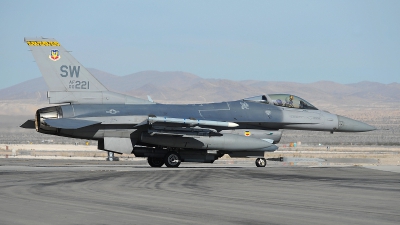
[337,115,376,132]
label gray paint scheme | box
[22,37,376,167]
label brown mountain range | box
[0,69,399,145]
[0,69,399,116]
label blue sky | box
[0,0,399,89]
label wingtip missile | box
[227,122,239,127]
[148,116,239,128]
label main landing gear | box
[148,152,265,168]
[148,151,182,168]
[164,151,181,167]
[255,158,267,167]
[147,157,164,167]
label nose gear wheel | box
[255,158,266,167]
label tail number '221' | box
[68,80,89,89]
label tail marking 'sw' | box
[24,37,151,105]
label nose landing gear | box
[255,158,266,167]
[106,151,119,161]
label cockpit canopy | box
[268,94,318,110]
[244,94,318,110]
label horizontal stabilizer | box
[44,118,101,129]
[20,119,35,129]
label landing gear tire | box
[147,157,164,167]
[164,152,181,168]
[255,158,266,167]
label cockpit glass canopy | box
[268,94,318,110]
[243,95,269,103]
[243,94,318,110]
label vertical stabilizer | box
[24,37,108,92]
[24,37,151,104]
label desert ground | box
[1,143,399,166]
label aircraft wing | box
[34,115,237,134]
[44,118,101,129]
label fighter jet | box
[21,37,375,167]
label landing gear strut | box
[106,151,119,161]
[164,152,181,168]
[255,158,266,167]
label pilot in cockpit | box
[284,95,294,108]
[269,94,318,110]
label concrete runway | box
[0,159,399,225]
